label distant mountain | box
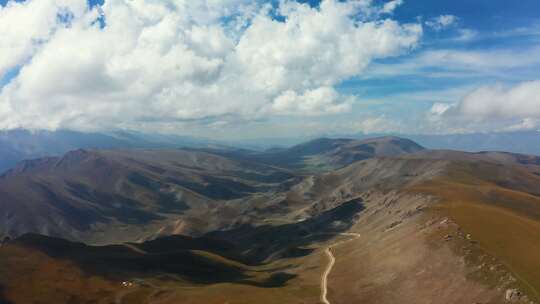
[351,130,540,156]
[2,137,540,303]
[0,136,426,243]
[4,129,540,175]
[0,129,214,173]
[194,136,425,171]
[3,139,540,303]
[0,148,295,244]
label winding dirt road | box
[122,243,148,255]
[320,233,361,304]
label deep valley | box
[0,137,539,303]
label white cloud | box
[0,0,88,77]
[381,0,404,14]
[0,0,422,132]
[354,115,401,133]
[429,102,452,117]
[491,23,540,39]
[365,45,540,79]
[453,28,478,42]
[504,118,540,131]
[272,87,353,115]
[427,80,540,132]
[455,80,540,119]
[425,14,458,31]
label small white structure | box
[121,281,134,287]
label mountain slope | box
[1,138,540,304]
[0,137,425,243]
[408,130,540,155]
[0,199,366,304]
[194,136,425,171]
[0,234,291,304]
[292,150,540,303]
[0,149,295,244]
[0,129,216,173]
[407,155,540,301]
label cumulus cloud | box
[454,81,540,119]
[0,0,422,132]
[428,80,540,131]
[0,0,88,77]
[425,14,458,31]
[272,87,353,115]
[505,118,540,131]
[381,0,403,14]
[429,102,452,117]
[355,115,401,133]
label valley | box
[0,137,539,304]
[2,0,538,302]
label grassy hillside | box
[2,138,540,303]
[193,136,425,171]
[0,199,365,304]
[0,234,310,304]
[0,148,295,244]
[410,160,540,301]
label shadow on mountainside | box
[9,234,258,286]
[206,198,365,264]
[6,198,363,290]
[0,285,13,304]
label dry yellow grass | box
[0,246,118,304]
[0,242,322,304]
[409,162,540,301]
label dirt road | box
[320,233,361,304]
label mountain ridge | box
[1,137,540,304]
[190,136,426,171]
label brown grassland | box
[2,151,540,304]
[410,161,540,302]
[0,241,323,304]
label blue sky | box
[335,0,540,135]
[0,0,539,138]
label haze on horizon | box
[0,0,539,140]
[3,2,540,304]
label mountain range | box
[0,136,539,304]
[2,129,540,174]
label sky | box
[0,0,539,140]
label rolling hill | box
[1,137,540,304]
[0,148,296,244]
[0,199,365,304]
[193,136,425,171]
[295,149,540,303]
[0,136,424,244]
[0,129,216,174]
